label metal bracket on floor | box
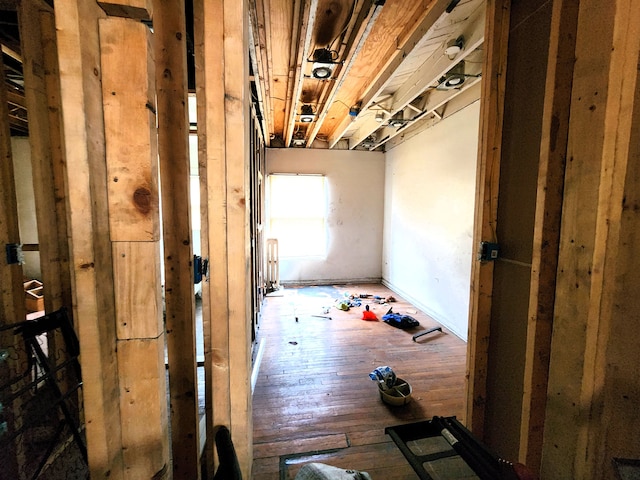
[412,326,443,342]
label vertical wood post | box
[195,0,253,476]
[518,0,578,471]
[99,14,170,479]
[193,0,227,473]
[192,0,220,473]
[154,0,201,477]
[574,1,640,477]
[541,1,617,477]
[465,0,510,438]
[54,1,125,477]
[223,1,252,472]
[18,0,71,314]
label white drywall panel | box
[382,101,480,340]
[11,137,41,280]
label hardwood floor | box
[251,284,468,479]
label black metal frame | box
[385,416,519,480]
[0,308,87,480]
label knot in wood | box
[133,187,152,215]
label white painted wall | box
[11,137,41,280]
[382,101,480,340]
[266,148,385,284]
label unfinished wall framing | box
[55,1,170,478]
[194,0,254,477]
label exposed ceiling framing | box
[1,0,485,146]
[249,0,486,151]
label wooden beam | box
[328,0,451,148]
[283,0,317,147]
[222,0,252,473]
[248,0,274,141]
[374,80,482,151]
[193,0,228,474]
[54,1,125,477]
[518,0,578,471]
[99,15,169,479]
[574,1,640,477]
[153,0,201,477]
[540,1,618,477]
[305,0,385,147]
[195,0,253,476]
[347,2,485,149]
[18,0,69,313]
[97,0,152,20]
[112,241,162,338]
[100,18,159,243]
[281,0,302,146]
[465,0,510,438]
[117,337,169,479]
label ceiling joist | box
[347,0,485,149]
[249,0,274,143]
[368,75,482,150]
[327,0,453,148]
[304,0,385,147]
[283,0,318,147]
[248,0,486,151]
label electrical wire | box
[329,0,359,50]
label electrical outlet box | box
[479,241,500,261]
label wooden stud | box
[117,337,169,479]
[0,45,25,330]
[192,0,220,473]
[18,0,70,313]
[153,0,201,476]
[99,14,169,479]
[465,0,510,438]
[194,0,230,473]
[541,1,617,477]
[97,0,153,21]
[39,7,73,314]
[195,0,253,476]
[574,1,640,477]
[518,0,579,471]
[54,1,125,477]
[100,16,159,243]
[223,2,252,476]
[112,241,162,339]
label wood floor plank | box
[252,284,467,479]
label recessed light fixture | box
[375,112,385,123]
[437,62,467,90]
[311,48,336,79]
[388,112,408,129]
[292,131,306,147]
[299,104,315,123]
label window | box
[268,174,327,257]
